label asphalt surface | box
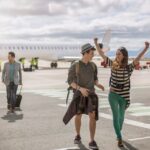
[0,67,150,150]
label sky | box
[0,0,149,50]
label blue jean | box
[6,82,18,109]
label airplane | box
[0,41,83,69]
[0,30,112,71]
[0,41,150,70]
[0,29,149,71]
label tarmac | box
[0,64,150,150]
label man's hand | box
[145,41,149,49]
[79,87,89,97]
[96,84,105,91]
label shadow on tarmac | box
[119,141,139,150]
[1,111,24,123]
[67,142,90,150]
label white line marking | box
[54,147,78,150]
[97,93,108,97]
[99,98,108,102]
[128,106,150,112]
[58,104,150,129]
[128,136,150,141]
[129,103,144,107]
[100,113,150,129]
[131,112,150,116]
[99,105,110,108]
[58,104,68,107]
[132,86,150,89]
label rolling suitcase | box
[16,86,23,108]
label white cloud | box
[0,0,149,49]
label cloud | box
[0,0,149,50]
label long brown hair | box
[112,47,128,69]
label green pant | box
[108,92,126,140]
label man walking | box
[63,43,104,149]
[2,52,22,113]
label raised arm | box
[134,42,149,65]
[94,38,107,61]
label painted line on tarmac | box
[128,136,150,141]
[131,112,150,116]
[100,113,150,129]
[128,107,150,112]
[54,147,78,150]
[0,85,150,94]
[57,104,150,129]
[58,104,68,107]
[132,85,150,89]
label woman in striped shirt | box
[94,38,149,147]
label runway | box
[0,67,150,150]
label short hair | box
[8,52,15,58]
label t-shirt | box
[106,57,135,102]
[9,63,15,82]
[67,60,98,91]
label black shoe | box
[74,135,81,144]
[7,104,11,110]
[89,141,99,150]
[10,107,15,113]
[118,139,124,147]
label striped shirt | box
[106,57,135,103]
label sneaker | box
[10,108,15,113]
[7,104,11,110]
[118,139,124,147]
[89,141,99,150]
[74,135,81,144]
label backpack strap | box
[75,61,80,76]
[89,62,96,72]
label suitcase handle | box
[18,85,23,95]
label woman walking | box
[94,38,149,147]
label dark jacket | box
[63,90,99,125]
